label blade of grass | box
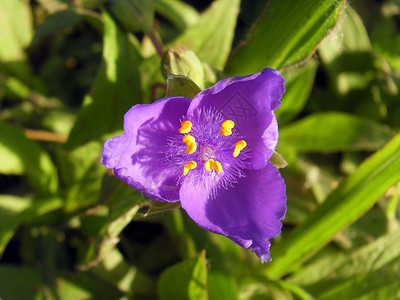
[266,132,400,278]
[225,0,345,75]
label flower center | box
[164,108,250,195]
[178,117,247,177]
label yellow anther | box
[179,120,192,134]
[204,159,223,173]
[183,160,197,176]
[213,160,223,173]
[233,149,241,158]
[220,120,235,136]
[182,135,197,154]
[233,140,247,158]
[235,140,247,149]
[205,159,214,171]
[182,135,195,144]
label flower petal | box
[188,68,285,169]
[101,96,191,202]
[180,163,287,262]
[249,112,279,167]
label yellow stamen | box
[179,120,192,134]
[205,159,214,171]
[204,158,223,173]
[213,160,223,173]
[182,135,197,154]
[233,140,247,158]
[183,160,197,176]
[233,149,241,157]
[220,120,235,136]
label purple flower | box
[101,68,287,262]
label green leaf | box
[173,0,240,69]
[298,230,400,299]
[279,112,395,152]
[32,8,84,43]
[0,195,63,255]
[208,271,237,300]
[163,209,197,259]
[225,0,345,75]
[319,6,374,96]
[269,151,288,169]
[0,0,33,80]
[0,121,58,194]
[158,251,208,300]
[0,265,42,300]
[56,272,123,299]
[77,176,142,268]
[266,132,400,278]
[65,8,141,149]
[319,6,371,65]
[162,48,205,88]
[60,8,142,210]
[90,248,138,293]
[276,59,317,125]
[59,141,105,211]
[156,0,200,31]
[166,74,202,98]
[144,200,182,216]
[139,54,164,102]
[106,0,155,33]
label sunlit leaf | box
[0,121,58,194]
[279,112,395,152]
[276,59,317,125]
[225,0,345,75]
[0,195,63,255]
[166,74,201,99]
[298,230,400,299]
[0,0,33,80]
[65,8,141,149]
[266,132,400,278]
[156,0,199,31]
[162,48,205,89]
[173,0,240,69]
[270,151,288,169]
[60,9,142,211]
[158,251,207,300]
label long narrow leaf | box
[173,0,240,69]
[225,0,345,75]
[266,132,400,278]
[279,112,395,152]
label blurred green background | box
[0,0,399,299]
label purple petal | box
[180,163,287,262]
[187,68,285,169]
[248,112,279,168]
[101,96,191,202]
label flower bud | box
[162,48,205,89]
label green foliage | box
[158,252,208,300]
[0,0,399,299]
[267,132,400,278]
[279,112,395,152]
[173,0,240,69]
[226,0,346,75]
[0,121,58,194]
